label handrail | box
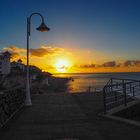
[103,78,140,114]
[104,81,137,88]
[109,78,139,82]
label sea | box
[54,72,140,93]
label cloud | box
[78,64,96,68]
[3,46,25,53]
[124,60,140,67]
[100,60,140,68]
[73,61,120,69]
[3,46,26,60]
[99,60,140,68]
[30,45,64,57]
[3,45,65,59]
[101,61,117,67]
[73,60,134,69]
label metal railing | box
[103,78,140,114]
[0,87,25,128]
[86,86,98,93]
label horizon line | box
[52,72,140,75]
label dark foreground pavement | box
[0,93,140,140]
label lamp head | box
[36,22,50,32]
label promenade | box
[0,93,140,140]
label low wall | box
[0,87,25,128]
[113,102,140,121]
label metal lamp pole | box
[25,13,50,106]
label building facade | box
[0,51,11,75]
[11,59,25,72]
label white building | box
[0,51,11,75]
[17,59,25,71]
[11,59,25,72]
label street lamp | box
[25,13,50,106]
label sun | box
[55,59,69,73]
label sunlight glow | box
[55,59,69,73]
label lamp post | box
[25,13,50,106]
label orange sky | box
[3,45,140,73]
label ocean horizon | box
[53,72,140,93]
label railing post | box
[116,82,119,88]
[115,91,117,104]
[132,87,135,97]
[122,79,124,85]
[103,87,106,114]
[111,78,113,92]
[123,83,127,106]
[130,84,132,92]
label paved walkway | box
[0,93,140,140]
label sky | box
[0,0,140,73]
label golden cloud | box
[123,60,140,67]
[30,45,64,57]
[3,45,64,59]
[73,60,140,69]
[101,61,117,67]
[3,46,26,61]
